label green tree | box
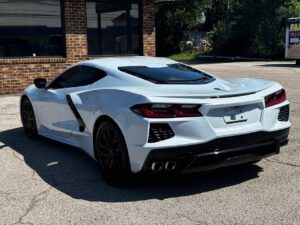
[203,0,229,31]
[156,0,206,56]
[212,0,300,58]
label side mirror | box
[34,78,47,89]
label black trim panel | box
[143,128,290,174]
[66,95,86,132]
[278,105,290,122]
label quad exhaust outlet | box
[151,161,177,172]
[165,161,177,170]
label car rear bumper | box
[142,128,290,174]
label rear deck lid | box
[122,77,274,99]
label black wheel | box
[21,97,38,139]
[95,121,132,186]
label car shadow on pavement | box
[0,127,263,203]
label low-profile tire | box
[21,97,38,139]
[95,120,133,186]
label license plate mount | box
[224,107,248,124]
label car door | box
[36,65,106,139]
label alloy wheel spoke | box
[99,144,112,156]
[108,158,115,169]
[98,124,125,175]
[113,156,122,168]
[21,100,36,135]
[99,151,112,158]
[104,128,114,148]
[27,111,33,118]
[111,136,120,148]
[25,119,31,128]
[113,147,122,154]
[23,114,28,120]
[103,157,109,167]
[24,102,30,114]
[101,130,110,147]
[106,128,113,144]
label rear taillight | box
[265,89,286,108]
[131,104,202,118]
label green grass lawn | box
[168,52,201,61]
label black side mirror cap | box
[34,78,47,89]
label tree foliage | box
[156,0,300,58]
[156,0,206,56]
[212,0,300,58]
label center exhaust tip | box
[151,161,164,171]
[165,161,177,170]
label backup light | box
[131,104,202,118]
[265,89,286,108]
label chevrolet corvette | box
[20,57,291,185]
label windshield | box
[118,63,215,84]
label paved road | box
[0,61,299,225]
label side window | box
[48,66,106,89]
[48,66,80,89]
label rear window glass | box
[118,63,215,84]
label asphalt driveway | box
[0,61,299,225]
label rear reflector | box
[265,89,286,108]
[131,104,202,118]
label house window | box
[86,0,141,55]
[0,0,64,57]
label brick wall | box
[0,0,156,95]
[142,0,156,56]
[64,0,88,61]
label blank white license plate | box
[223,107,248,124]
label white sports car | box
[21,57,291,185]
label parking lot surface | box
[0,61,299,225]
